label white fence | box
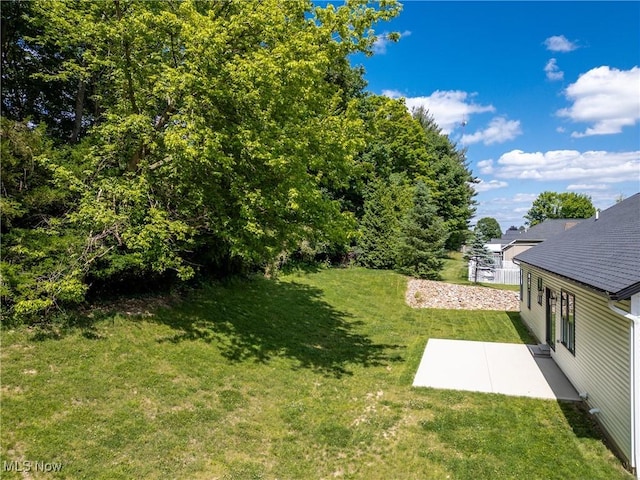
[468,261,520,285]
[491,268,521,285]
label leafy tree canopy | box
[1,0,402,322]
[524,191,596,226]
[475,217,502,242]
[1,0,478,323]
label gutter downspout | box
[609,295,640,478]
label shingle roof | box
[515,193,640,300]
[514,218,586,241]
[488,219,586,247]
[490,230,521,244]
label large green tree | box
[1,0,402,322]
[475,217,502,242]
[412,107,477,250]
[357,95,432,182]
[1,0,87,141]
[524,191,596,226]
[0,118,90,319]
[349,99,476,252]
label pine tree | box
[395,182,448,279]
[412,106,477,250]
[464,233,495,283]
[357,176,412,269]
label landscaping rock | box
[406,279,520,311]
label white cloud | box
[473,194,539,229]
[372,37,390,55]
[489,149,640,183]
[557,66,640,137]
[477,159,494,174]
[383,90,495,134]
[566,184,608,191]
[476,194,539,213]
[381,89,404,98]
[373,30,411,54]
[461,117,522,145]
[544,35,578,52]
[512,193,538,203]
[544,58,564,81]
[474,179,508,192]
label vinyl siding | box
[614,298,632,314]
[519,266,546,342]
[504,244,536,262]
[519,264,632,463]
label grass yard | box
[441,251,471,284]
[1,268,632,479]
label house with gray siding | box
[515,193,640,476]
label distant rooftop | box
[514,219,587,241]
[488,218,587,246]
[515,193,640,300]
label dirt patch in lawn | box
[83,294,177,318]
[406,280,519,311]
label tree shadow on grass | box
[154,276,403,378]
[29,312,109,342]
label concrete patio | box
[413,338,580,401]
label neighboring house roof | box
[515,193,640,300]
[488,231,521,245]
[513,218,586,241]
[488,219,586,250]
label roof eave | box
[517,260,640,301]
[610,282,640,301]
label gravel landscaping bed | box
[406,279,520,311]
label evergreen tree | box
[395,182,448,279]
[412,107,477,250]
[357,175,412,269]
[464,233,495,283]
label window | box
[526,272,531,309]
[537,277,543,305]
[561,290,575,355]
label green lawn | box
[441,251,471,284]
[1,268,631,479]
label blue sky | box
[351,1,640,231]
